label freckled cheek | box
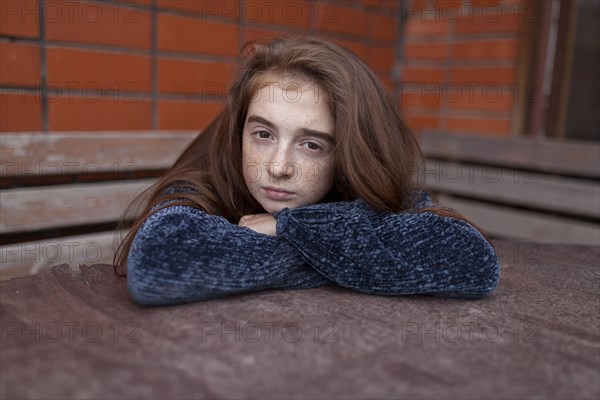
[243,142,280,173]
[242,140,258,163]
[300,159,335,191]
[241,147,262,185]
[242,141,264,167]
[319,159,336,181]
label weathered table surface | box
[1,240,599,400]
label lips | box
[263,187,294,201]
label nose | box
[266,144,296,180]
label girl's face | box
[242,76,336,213]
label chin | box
[259,198,298,213]
[263,203,286,213]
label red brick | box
[45,1,151,49]
[329,38,368,59]
[455,11,520,34]
[446,85,514,111]
[244,27,291,44]
[316,3,368,37]
[366,45,394,72]
[157,13,238,56]
[403,67,446,84]
[0,93,42,131]
[158,58,234,95]
[48,97,152,130]
[364,0,399,12]
[246,0,310,30]
[370,13,397,42]
[158,0,209,13]
[387,0,400,10]
[362,0,384,8]
[400,88,445,109]
[376,73,393,92]
[434,0,466,19]
[452,39,518,59]
[404,113,441,133]
[405,41,449,59]
[406,19,449,36]
[0,42,41,86]
[462,0,504,8]
[446,116,511,136]
[450,67,516,85]
[47,48,152,92]
[158,100,224,130]
[0,0,39,38]
[158,0,245,22]
[406,0,427,13]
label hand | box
[238,213,277,236]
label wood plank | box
[0,132,197,176]
[0,179,156,234]
[0,230,123,280]
[424,160,600,219]
[418,131,600,178]
[434,194,600,246]
[1,241,599,400]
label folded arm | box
[273,193,500,298]
[127,204,332,306]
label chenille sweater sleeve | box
[272,192,500,298]
[127,189,499,305]
[127,204,332,306]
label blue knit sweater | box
[127,189,500,305]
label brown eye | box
[305,142,322,151]
[256,130,271,139]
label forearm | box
[127,205,331,306]
[273,197,499,298]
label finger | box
[238,215,259,226]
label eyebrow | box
[246,114,335,144]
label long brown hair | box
[113,35,495,276]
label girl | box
[114,36,500,306]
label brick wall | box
[0,0,399,132]
[0,0,529,137]
[400,0,527,137]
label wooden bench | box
[0,132,197,280]
[419,131,600,246]
[1,131,598,280]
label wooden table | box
[1,240,599,399]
